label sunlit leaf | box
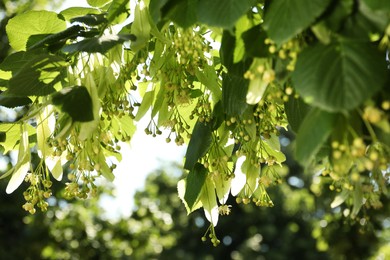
[6,124,30,194]
[231,156,247,196]
[6,11,66,51]
[200,177,218,226]
[60,7,101,21]
[131,1,151,52]
[135,90,154,121]
[177,178,203,215]
[107,0,129,24]
[87,0,112,7]
[330,190,350,208]
[195,66,222,102]
[214,173,231,204]
[0,123,35,153]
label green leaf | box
[87,0,112,7]
[222,73,249,117]
[161,0,197,28]
[0,123,35,153]
[233,16,252,63]
[6,124,31,194]
[295,108,336,166]
[60,7,101,21]
[214,172,231,203]
[107,0,129,24]
[242,25,269,58]
[292,41,387,112]
[197,0,253,29]
[177,178,202,214]
[27,26,84,51]
[362,0,390,11]
[0,51,41,73]
[51,86,94,122]
[70,14,107,26]
[284,96,311,133]
[184,120,212,170]
[6,11,66,51]
[184,163,208,211]
[131,2,152,52]
[263,0,332,45]
[195,65,221,102]
[351,182,364,217]
[189,89,203,98]
[135,90,154,121]
[8,54,67,96]
[0,94,31,108]
[330,190,350,208]
[63,34,135,54]
[149,0,168,23]
[200,177,218,226]
[262,134,286,165]
[98,152,115,182]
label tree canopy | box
[0,0,389,246]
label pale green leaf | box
[214,173,232,204]
[233,16,252,63]
[330,190,350,208]
[231,156,247,196]
[60,7,101,21]
[200,177,218,226]
[45,156,64,181]
[87,0,112,7]
[98,152,115,182]
[177,178,203,215]
[195,66,221,102]
[36,105,55,158]
[107,0,129,24]
[135,90,154,121]
[0,123,35,153]
[131,2,152,52]
[6,11,66,51]
[6,125,30,194]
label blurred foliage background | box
[0,133,389,259]
[0,1,389,259]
